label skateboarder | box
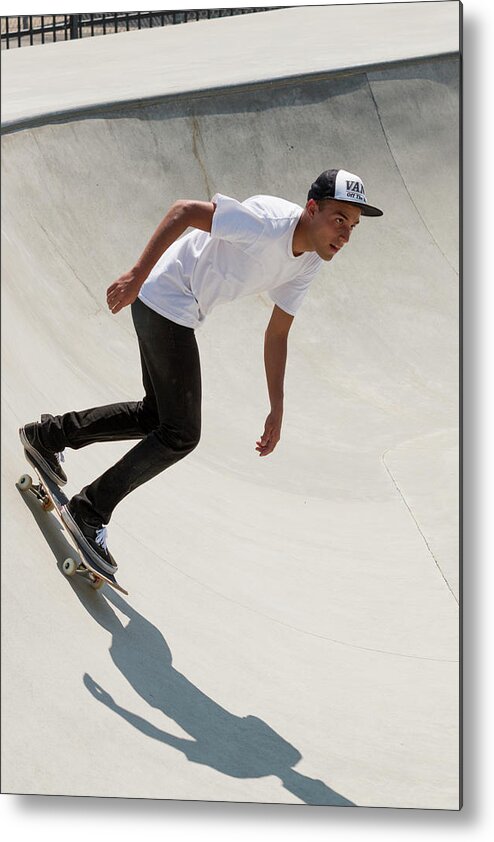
[19,169,382,575]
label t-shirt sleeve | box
[210,193,265,253]
[268,268,318,317]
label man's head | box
[307,169,383,217]
[293,168,383,261]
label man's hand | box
[107,270,142,314]
[256,410,283,457]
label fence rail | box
[1,9,280,49]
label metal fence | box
[1,9,280,50]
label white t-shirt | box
[138,193,323,329]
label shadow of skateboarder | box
[82,589,354,807]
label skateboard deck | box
[17,453,128,595]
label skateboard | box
[17,454,128,595]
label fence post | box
[69,15,80,39]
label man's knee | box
[183,425,201,455]
[175,426,200,456]
[155,423,200,457]
[189,429,201,452]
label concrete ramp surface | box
[1,5,460,809]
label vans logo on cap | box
[345,180,366,202]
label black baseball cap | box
[308,169,383,217]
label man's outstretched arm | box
[256,305,294,457]
[107,200,216,314]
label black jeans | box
[37,298,202,526]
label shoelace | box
[95,526,108,553]
[94,526,118,572]
[56,451,65,465]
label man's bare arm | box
[107,200,216,314]
[256,305,294,457]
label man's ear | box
[306,198,318,218]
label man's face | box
[307,199,361,261]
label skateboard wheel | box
[62,558,77,577]
[17,474,33,492]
